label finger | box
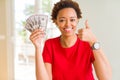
[78,28,84,33]
[31,34,45,41]
[78,34,83,40]
[30,32,40,40]
[30,31,45,40]
[85,20,90,29]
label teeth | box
[64,27,72,32]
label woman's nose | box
[65,20,71,26]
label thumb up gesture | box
[78,20,97,46]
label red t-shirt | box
[42,36,95,80]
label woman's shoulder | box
[78,38,90,47]
[76,34,89,45]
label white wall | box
[77,0,120,79]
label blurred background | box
[0,0,120,80]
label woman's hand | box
[78,20,97,46]
[29,28,46,49]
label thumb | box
[85,20,90,29]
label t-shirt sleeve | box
[86,42,95,62]
[90,48,95,62]
[42,40,52,64]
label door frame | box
[6,0,15,80]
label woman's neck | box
[60,34,77,48]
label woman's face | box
[55,8,79,37]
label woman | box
[30,0,112,80]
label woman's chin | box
[62,32,75,37]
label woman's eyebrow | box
[59,17,65,19]
[70,16,77,18]
[59,16,77,19]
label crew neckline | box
[58,35,79,49]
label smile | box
[64,27,72,32]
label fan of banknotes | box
[25,14,48,32]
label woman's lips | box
[64,27,72,32]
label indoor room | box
[0,0,120,80]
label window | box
[14,0,60,80]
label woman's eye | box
[71,19,76,22]
[59,19,65,22]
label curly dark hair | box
[51,0,82,23]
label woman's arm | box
[93,49,112,80]
[35,47,52,80]
[78,20,112,80]
[30,29,52,80]
[45,63,52,79]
